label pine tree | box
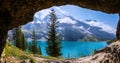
[29,30,41,54]
[21,32,26,51]
[46,9,62,57]
[12,28,17,45]
[14,26,26,51]
[38,45,42,55]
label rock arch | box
[0,0,120,57]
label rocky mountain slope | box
[20,6,116,41]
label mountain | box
[21,6,116,41]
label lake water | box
[27,41,108,58]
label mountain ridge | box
[20,6,116,41]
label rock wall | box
[0,0,120,30]
[116,14,120,40]
[0,0,120,58]
[65,41,120,63]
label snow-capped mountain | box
[21,6,116,41]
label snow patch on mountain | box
[79,26,84,29]
[36,20,42,24]
[20,5,116,41]
[34,6,69,21]
[59,17,77,24]
[87,27,91,30]
[51,6,69,16]
[58,27,63,30]
[72,25,92,34]
[30,21,34,24]
[34,6,115,35]
[35,9,51,20]
[83,20,115,34]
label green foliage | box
[46,9,62,57]
[4,42,28,59]
[3,42,37,62]
[29,44,38,54]
[30,58,36,63]
[3,42,64,62]
[38,46,42,55]
[13,26,26,51]
[29,30,41,55]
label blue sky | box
[59,5,119,29]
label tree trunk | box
[116,14,120,40]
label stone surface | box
[0,1,120,62]
[116,14,120,40]
[0,0,120,30]
[64,41,120,63]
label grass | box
[2,42,64,62]
[3,42,36,62]
[4,42,29,59]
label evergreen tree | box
[11,28,17,45]
[38,45,42,55]
[14,26,26,51]
[46,9,62,57]
[29,30,41,54]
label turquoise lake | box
[27,41,108,58]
